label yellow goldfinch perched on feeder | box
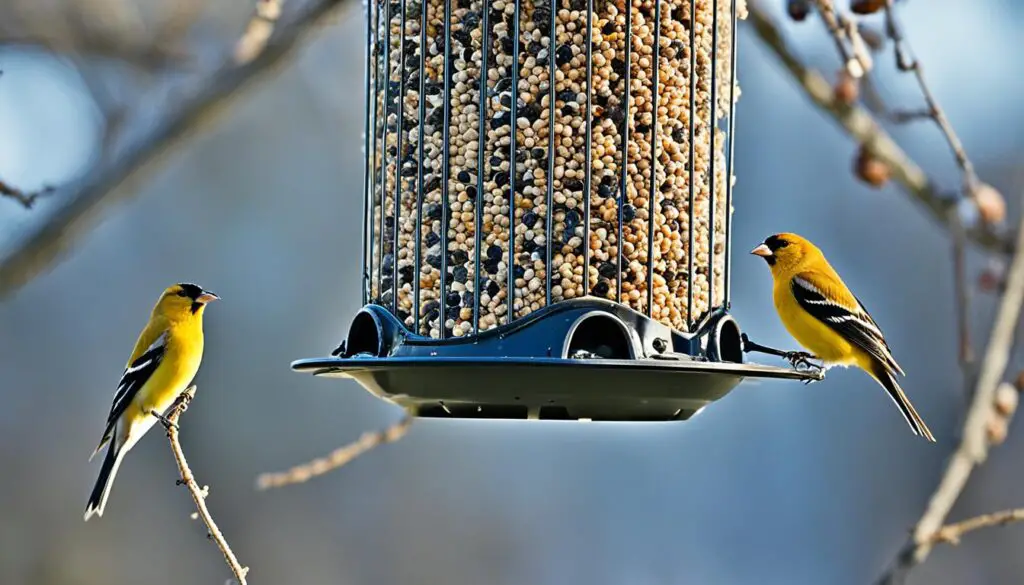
[750,233,935,442]
[84,283,220,520]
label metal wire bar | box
[361,0,375,305]
[708,0,718,311]
[582,0,593,296]
[645,0,661,316]
[439,0,453,338]
[724,0,737,307]
[377,0,393,304]
[507,0,521,325]
[392,0,408,315]
[473,0,490,335]
[368,0,383,303]
[686,0,696,330]
[544,0,556,308]
[413,0,429,332]
[616,0,633,305]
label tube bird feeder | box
[292,0,821,421]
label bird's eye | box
[776,241,789,249]
[177,289,189,297]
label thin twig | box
[161,386,250,585]
[877,209,1024,584]
[0,0,357,299]
[234,0,285,65]
[744,1,1010,255]
[950,209,974,365]
[0,179,54,209]
[811,0,870,77]
[930,508,1024,546]
[255,415,414,490]
[881,0,979,192]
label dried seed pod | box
[854,144,890,188]
[971,183,1006,226]
[986,415,1008,446]
[994,383,1019,418]
[833,69,859,105]
[850,0,886,15]
[787,0,811,21]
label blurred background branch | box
[0,177,54,209]
[878,216,1024,584]
[256,415,414,490]
[930,508,1024,547]
[0,0,354,298]
[747,0,1011,255]
[0,0,203,68]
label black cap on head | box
[177,283,205,300]
[762,234,791,252]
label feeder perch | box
[292,0,821,421]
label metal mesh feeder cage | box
[292,0,821,421]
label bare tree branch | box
[255,416,414,490]
[235,0,285,65]
[930,508,1024,547]
[0,179,54,209]
[0,0,204,69]
[0,0,356,298]
[160,386,250,585]
[744,1,1011,255]
[880,0,979,193]
[811,0,871,77]
[877,212,1024,584]
[950,209,974,366]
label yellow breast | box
[772,280,858,365]
[123,332,204,427]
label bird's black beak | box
[750,244,772,258]
[195,290,220,304]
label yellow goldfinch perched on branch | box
[750,233,935,442]
[84,283,219,521]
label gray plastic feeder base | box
[293,355,819,421]
[291,298,821,422]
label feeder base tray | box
[292,356,819,421]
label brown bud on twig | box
[1015,370,1024,393]
[850,0,885,14]
[970,183,1006,226]
[834,69,859,105]
[854,144,890,188]
[787,0,811,21]
[994,383,1019,418]
[986,415,1008,446]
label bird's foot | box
[151,409,178,431]
[784,351,823,372]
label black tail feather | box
[871,362,936,442]
[84,443,126,521]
